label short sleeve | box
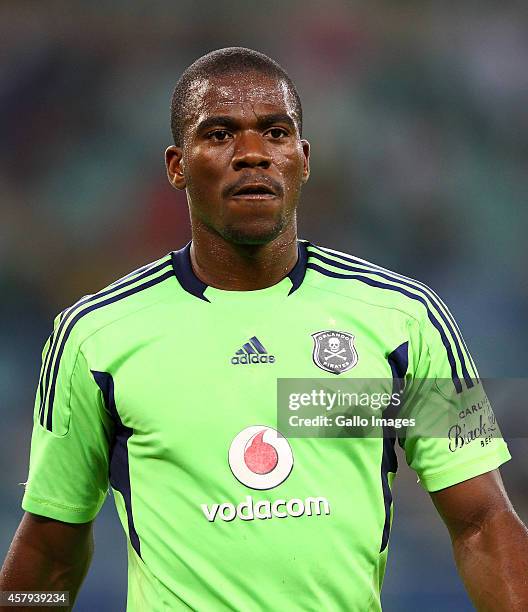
[22,318,113,522]
[401,297,511,492]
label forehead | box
[185,71,297,130]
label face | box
[166,71,310,245]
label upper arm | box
[431,469,528,612]
[14,513,94,565]
[430,469,513,541]
[0,512,94,604]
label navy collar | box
[171,240,308,301]
[287,240,308,295]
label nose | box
[231,131,271,171]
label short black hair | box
[170,47,302,147]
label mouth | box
[230,183,277,200]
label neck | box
[189,223,299,291]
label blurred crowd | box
[1,2,527,610]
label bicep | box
[9,513,94,568]
[430,469,513,540]
[1,513,94,598]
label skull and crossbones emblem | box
[324,336,347,360]
[311,330,359,374]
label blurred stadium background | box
[1,2,527,610]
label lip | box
[231,182,277,198]
[230,193,277,200]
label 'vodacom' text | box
[201,495,331,522]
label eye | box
[267,127,288,139]
[207,129,231,141]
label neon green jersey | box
[22,241,510,611]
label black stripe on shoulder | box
[40,261,173,431]
[310,245,478,380]
[306,261,464,393]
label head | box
[165,47,310,246]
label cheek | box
[275,147,305,182]
[186,147,231,185]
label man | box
[1,47,527,611]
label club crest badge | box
[311,330,358,375]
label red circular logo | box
[228,426,294,490]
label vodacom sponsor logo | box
[200,425,331,522]
[229,425,293,490]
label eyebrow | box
[196,113,296,134]
[258,113,296,130]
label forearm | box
[0,514,93,611]
[452,508,528,611]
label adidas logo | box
[231,336,276,365]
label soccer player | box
[1,47,527,611]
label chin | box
[221,221,286,246]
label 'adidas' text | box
[231,336,276,365]
[231,354,275,365]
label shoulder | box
[303,241,449,323]
[303,242,478,390]
[53,253,176,349]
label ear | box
[301,139,310,183]
[165,145,186,190]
